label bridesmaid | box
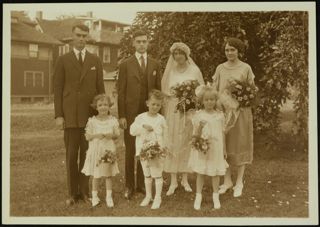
[212,37,256,197]
[161,42,204,196]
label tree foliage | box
[119,12,308,150]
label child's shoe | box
[212,192,221,209]
[166,184,178,196]
[140,196,152,206]
[181,181,192,192]
[91,197,100,207]
[233,183,243,197]
[218,183,233,194]
[193,193,202,210]
[106,196,114,208]
[151,196,161,209]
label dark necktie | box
[140,55,146,73]
[78,52,83,66]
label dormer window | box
[29,44,38,58]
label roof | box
[11,11,37,26]
[11,21,62,45]
[38,18,83,42]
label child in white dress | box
[81,94,120,208]
[130,90,168,209]
[188,85,230,210]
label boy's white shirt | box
[130,112,168,156]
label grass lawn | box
[9,103,308,217]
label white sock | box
[182,173,188,184]
[155,178,163,198]
[145,177,152,198]
[171,173,178,186]
[106,190,112,198]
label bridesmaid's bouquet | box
[228,79,258,108]
[170,80,200,114]
[97,149,117,166]
[191,136,210,155]
[191,120,210,155]
[140,140,167,161]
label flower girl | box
[82,94,120,208]
[188,84,231,210]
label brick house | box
[11,11,62,103]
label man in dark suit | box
[54,24,105,206]
[117,30,162,199]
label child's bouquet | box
[139,140,167,162]
[191,120,210,155]
[228,79,258,108]
[97,149,117,166]
[170,80,200,114]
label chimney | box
[87,11,93,18]
[36,11,43,21]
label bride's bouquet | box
[228,79,258,108]
[191,120,210,155]
[139,140,167,162]
[97,149,117,166]
[170,80,200,114]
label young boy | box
[130,89,168,209]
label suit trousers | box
[124,101,147,190]
[124,117,144,191]
[64,128,89,199]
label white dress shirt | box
[135,52,147,67]
[73,48,86,61]
[130,112,168,156]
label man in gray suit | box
[117,30,162,199]
[54,24,105,206]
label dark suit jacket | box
[117,55,161,121]
[54,51,105,128]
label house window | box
[35,72,44,87]
[103,46,111,63]
[59,44,70,56]
[24,72,34,87]
[24,71,44,87]
[29,44,38,58]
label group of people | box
[54,25,255,211]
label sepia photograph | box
[2,2,318,225]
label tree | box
[119,12,308,150]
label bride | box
[161,42,204,196]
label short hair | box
[132,29,148,39]
[72,24,89,33]
[148,89,165,101]
[224,37,245,54]
[90,94,113,109]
